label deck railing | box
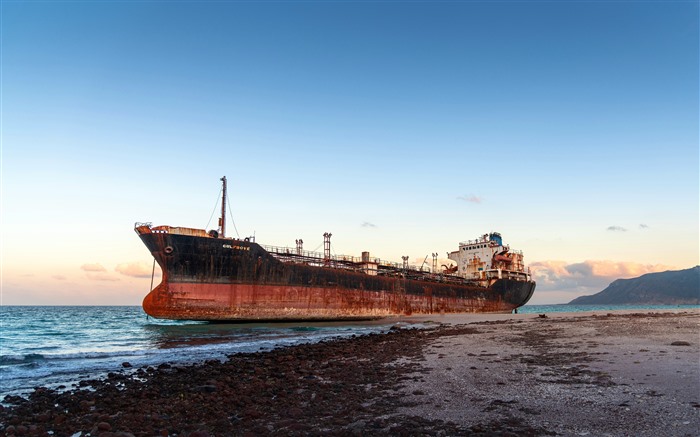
[259,244,422,271]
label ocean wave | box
[0,353,46,365]
[290,326,320,332]
[39,349,151,361]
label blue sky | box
[2,0,698,305]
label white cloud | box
[361,222,377,228]
[530,260,672,293]
[607,226,627,232]
[81,263,119,281]
[457,194,483,204]
[115,262,157,278]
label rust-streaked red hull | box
[136,225,535,321]
[142,281,530,321]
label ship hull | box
[138,230,535,321]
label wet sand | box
[1,310,698,436]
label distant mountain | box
[569,266,700,305]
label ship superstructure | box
[448,232,531,284]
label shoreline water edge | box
[1,308,698,436]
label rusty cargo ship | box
[135,177,535,321]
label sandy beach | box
[1,310,698,436]
[398,310,700,436]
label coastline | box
[2,309,698,436]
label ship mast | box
[219,176,227,238]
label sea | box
[1,304,698,399]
